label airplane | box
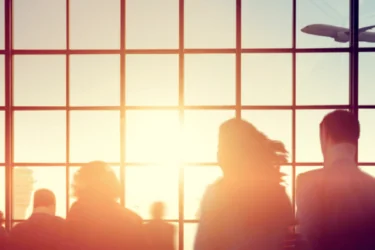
[301,24,375,43]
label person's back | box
[296,110,375,250]
[194,118,294,250]
[7,189,64,250]
[62,161,147,250]
[144,202,175,250]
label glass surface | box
[14,55,66,106]
[359,166,375,177]
[359,110,375,162]
[0,167,4,215]
[184,0,235,48]
[0,112,4,163]
[296,109,337,162]
[13,0,66,49]
[0,0,4,49]
[13,167,66,219]
[184,223,198,250]
[184,166,222,220]
[125,166,179,220]
[69,0,120,49]
[69,166,120,207]
[0,55,3,106]
[242,54,292,105]
[297,0,349,48]
[70,55,120,106]
[125,55,179,106]
[185,54,235,106]
[126,0,178,49]
[70,111,120,163]
[359,2,375,48]
[359,53,375,104]
[183,110,235,163]
[296,53,349,105]
[125,111,180,163]
[14,111,66,163]
[242,0,292,48]
[241,110,292,161]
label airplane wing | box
[344,25,375,35]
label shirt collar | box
[324,143,356,169]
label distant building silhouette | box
[13,168,34,219]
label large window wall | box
[1,0,375,249]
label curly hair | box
[71,161,121,201]
[218,118,288,182]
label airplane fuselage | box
[301,24,375,43]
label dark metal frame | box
[1,0,374,248]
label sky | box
[1,0,375,249]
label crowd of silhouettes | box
[1,109,375,250]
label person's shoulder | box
[297,168,324,184]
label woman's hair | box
[71,161,121,200]
[218,118,288,182]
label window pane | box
[70,55,120,106]
[0,55,4,106]
[184,223,197,250]
[13,167,66,219]
[359,110,375,162]
[185,54,235,106]
[296,53,349,105]
[70,0,120,49]
[184,166,222,220]
[242,54,292,105]
[14,55,66,106]
[297,0,349,48]
[296,110,337,162]
[242,0,292,48]
[69,166,120,207]
[183,110,235,163]
[242,110,292,162]
[359,53,375,104]
[126,55,178,106]
[0,167,4,215]
[14,111,66,163]
[13,0,66,49]
[185,0,235,48]
[126,0,178,49]
[70,111,120,163]
[359,166,375,177]
[280,166,293,202]
[0,0,3,49]
[125,111,180,163]
[0,111,4,163]
[359,3,375,48]
[125,166,178,220]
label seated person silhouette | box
[296,110,375,250]
[144,202,175,250]
[7,189,64,250]
[62,161,147,250]
[194,118,294,250]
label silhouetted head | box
[217,118,288,182]
[150,201,165,220]
[320,110,360,156]
[72,161,121,201]
[32,188,56,215]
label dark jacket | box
[144,220,175,250]
[7,213,65,250]
[62,198,147,250]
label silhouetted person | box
[194,118,294,250]
[296,110,375,250]
[144,202,175,250]
[0,211,7,250]
[7,189,64,250]
[62,161,147,250]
